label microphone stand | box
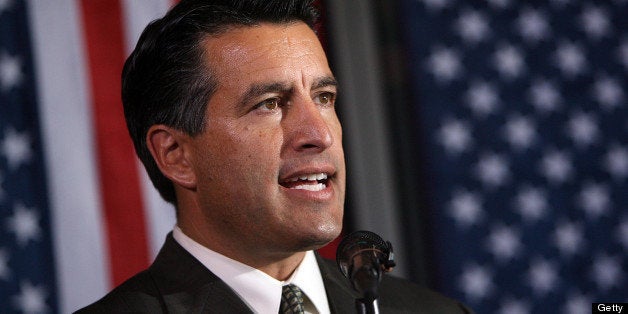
[356,298,379,314]
[352,265,381,314]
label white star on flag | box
[554,41,588,78]
[455,9,491,44]
[474,152,511,188]
[0,51,22,92]
[1,127,32,170]
[514,186,548,223]
[12,281,48,314]
[526,257,558,295]
[592,74,624,111]
[603,144,628,180]
[527,78,562,113]
[516,7,550,44]
[437,118,473,154]
[493,44,526,79]
[6,203,41,247]
[427,46,464,83]
[591,253,623,290]
[448,189,484,228]
[485,224,521,262]
[580,5,611,40]
[465,80,500,117]
[566,111,599,148]
[553,220,584,257]
[577,182,610,219]
[459,263,494,301]
[539,149,574,184]
[503,114,537,150]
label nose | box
[283,97,334,154]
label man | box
[78,0,471,313]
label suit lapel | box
[315,254,360,314]
[148,233,253,313]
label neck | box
[177,220,307,281]
[175,191,310,280]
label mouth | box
[279,172,331,192]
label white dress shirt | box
[173,226,331,314]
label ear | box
[146,125,197,190]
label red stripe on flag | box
[79,0,150,286]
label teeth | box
[287,173,328,182]
[292,183,325,191]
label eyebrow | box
[240,82,292,108]
[238,76,338,110]
[311,76,338,90]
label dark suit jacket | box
[76,233,471,313]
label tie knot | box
[279,284,305,314]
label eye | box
[255,98,281,111]
[314,92,336,107]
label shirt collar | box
[289,250,330,314]
[172,226,330,314]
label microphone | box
[336,231,396,313]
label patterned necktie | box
[279,284,305,314]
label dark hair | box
[122,0,320,204]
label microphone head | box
[336,230,395,280]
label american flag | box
[398,0,628,313]
[0,1,177,313]
[0,1,59,313]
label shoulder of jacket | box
[73,269,164,313]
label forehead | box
[202,22,331,85]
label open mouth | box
[279,173,330,192]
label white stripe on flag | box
[26,0,108,313]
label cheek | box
[222,128,282,177]
[195,118,283,183]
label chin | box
[294,222,342,251]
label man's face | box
[187,22,345,255]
